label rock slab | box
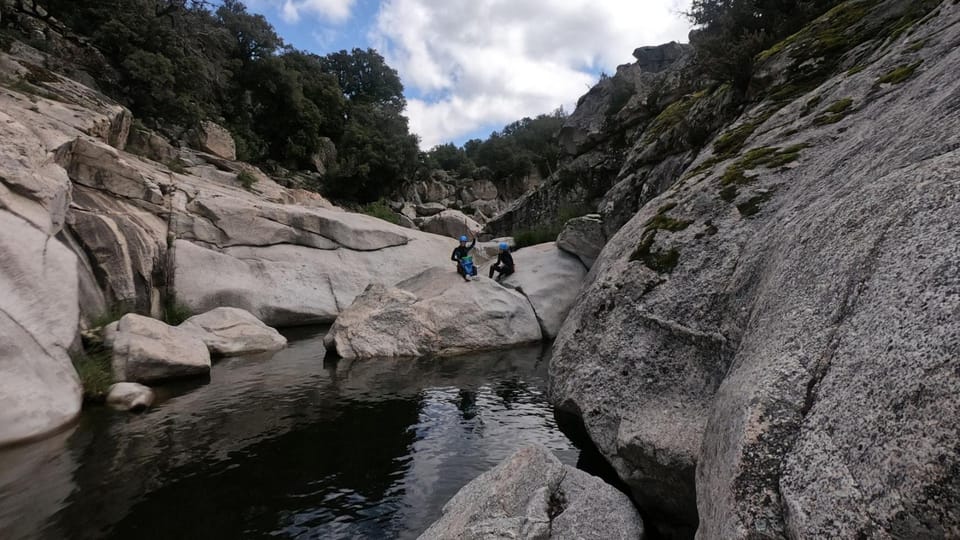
[180,307,287,356]
[501,243,588,339]
[112,314,211,384]
[325,267,542,359]
[419,444,644,540]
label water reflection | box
[0,328,576,540]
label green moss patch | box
[718,144,809,201]
[737,192,775,218]
[630,230,681,274]
[876,61,923,85]
[813,98,854,125]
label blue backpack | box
[460,255,477,276]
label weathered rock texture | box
[551,2,960,538]
[180,307,286,357]
[500,243,588,339]
[112,314,211,384]
[324,267,542,359]
[419,444,644,540]
[556,214,605,268]
[190,120,236,160]
[419,209,483,238]
[0,211,82,447]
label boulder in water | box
[112,314,211,384]
[106,382,155,412]
[324,267,541,359]
[180,307,287,357]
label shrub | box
[237,170,258,190]
[360,200,401,225]
[163,301,193,326]
[71,348,113,402]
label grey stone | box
[179,307,287,357]
[112,314,211,384]
[419,209,482,239]
[556,215,605,268]
[324,267,541,359]
[419,444,644,540]
[499,243,587,339]
[106,382,155,412]
[190,120,236,160]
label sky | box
[241,0,694,148]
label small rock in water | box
[106,382,155,412]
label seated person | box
[451,234,477,281]
[489,242,515,281]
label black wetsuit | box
[489,250,515,280]
[451,239,476,277]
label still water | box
[0,327,579,539]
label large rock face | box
[551,2,960,538]
[419,444,644,540]
[324,267,542,359]
[0,211,82,447]
[112,314,211,384]
[499,243,588,339]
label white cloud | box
[371,0,693,148]
[247,0,356,24]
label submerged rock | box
[500,243,588,339]
[324,267,541,359]
[419,444,644,540]
[112,314,211,384]
[180,307,287,357]
[106,382,155,412]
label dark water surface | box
[0,327,578,539]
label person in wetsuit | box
[451,234,477,280]
[489,242,515,281]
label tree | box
[321,48,406,111]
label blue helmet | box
[459,235,468,242]
[499,242,509,250]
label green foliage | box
[71,348,113,402]
[89,305,128,329]
[360,200,401,225]
[876,61,923,85]
[162,301,193,326]
[813,98,854,125]
[237,170,258,190]
[712,110,775,159]
[687,0,843,88]
[645,203,693,232]
[24,0,420,203]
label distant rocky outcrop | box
[551,1,960,537]
[419,444,644,540]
